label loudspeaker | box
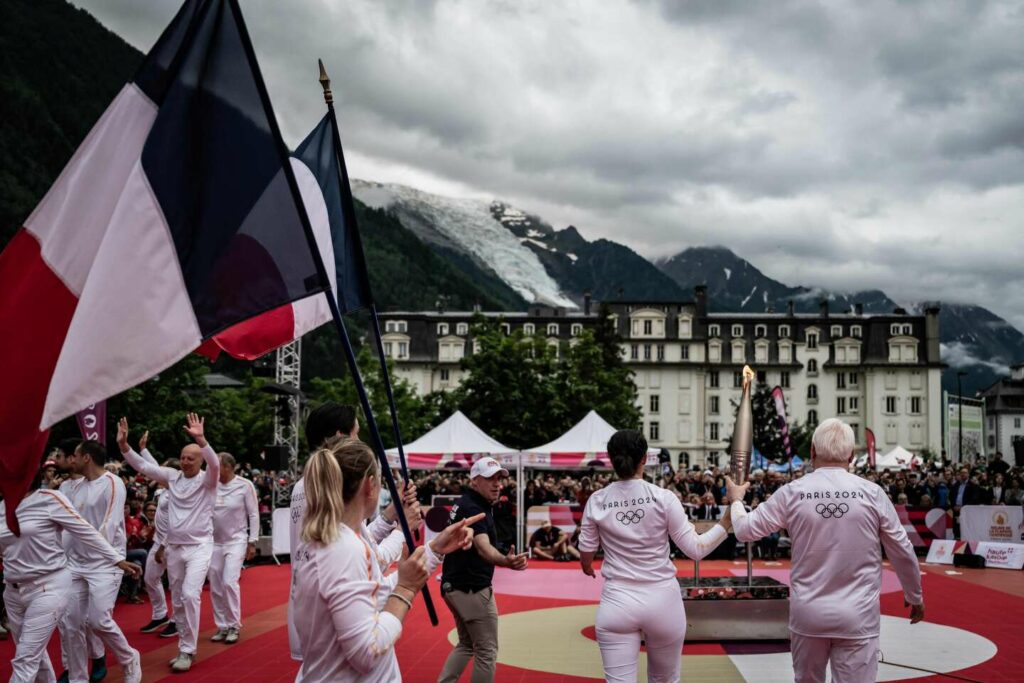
[953,553,986,569]
[261,445,289,471]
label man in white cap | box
[437,457,529,683]
[727,418,924,683]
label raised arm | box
[118,418,172,485]
[183,412,220,488]
[666,495,729,560]
[879,495,924,620]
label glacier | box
[353,180,576,307]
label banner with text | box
[75,400,106,445]
[946,399,985,462]
[960,505,1024,545]
[975,542,1024,570]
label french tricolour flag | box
[197,110,373,360]
[0,0,331,532]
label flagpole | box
[316,59,412,489]
[314,60,438,626]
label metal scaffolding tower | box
[274,339,302,474]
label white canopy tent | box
[523,410,660,468]
[854,445,922,471]
[385,410,516,469]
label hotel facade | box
[378,287,944,468]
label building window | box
[680,345,690,360]
[630,344,639,360]
[649,421,660,441]
[709,324,720,337]
[641,320,652,335]
[1016,418,1022,429]
[571,323,583,336]
[808,410,818,425]
[837,397,846,414]
[831,325,842,338]
[440,369,450,382]
[547,323,559,336]
[710,396,720,414]
[891,323,901,336]
[385,321,397,333]
[807,359,818,374]
[851,325,862,338]
[732,324,743,337]
[755,342,768,363]
[807,333,818,349]
[650,395,660,413]
[643,344,652,361]
[903,324,912,335]
[779,344,792,363]
[849,397,859,413]
[886,396,897,414]
[524,323,535,335]
[850,423,859,441]
[657,344,665,361]
[709,423,720,441]
[732,340,746,363]
[456,322,468,335]
[501,323,511,335]
[398,342,408,359]
[779,325,790,338]
[678,317,692,339]
[709,371,720,388]
[437,323,449,336]
[781,371,790,388]
[910,397,922,414]
[384,341,393,356]
[849,372,858,386]
[755,324,767,338]
[837,374,847,389]
[733,371,744,388]
[757,370,767,385]
[808,384,818,400]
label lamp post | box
[956,371,968,464]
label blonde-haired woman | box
[291,440,481,682]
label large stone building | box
[379,287,944,467]
[981,363,1024,465]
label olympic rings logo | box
[615,509,645,525]
[815,503,849,519]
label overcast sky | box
[75,0,1024,330]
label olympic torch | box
[729,365,755,485]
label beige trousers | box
[437,587,498,683]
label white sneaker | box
[123,649,142,683]
[170,653,194,673]
[210,628,227,642]
[224,627,239,644]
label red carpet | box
[0,559,1019,682]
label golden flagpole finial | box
[318,59,333,105]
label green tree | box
[306,346,438,451]
[446,314,640,449]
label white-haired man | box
[726,418,923,683]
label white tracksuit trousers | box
[144,543,172,621]
[64,570,136,683]
[208,541,246,630]
[594,578,687,683]
[166,542,213,654]
[4,568,72,683]
[790,634,880,683]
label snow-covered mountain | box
[354,181,575,307]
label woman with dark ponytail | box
[290,440,481,682]
[579,430,732,682]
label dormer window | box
[732,324,743,337]
[807,333,818,349]
[755,324,767,338]
[437,323,449,336]
[830,325,842,337]
[708,324,720,337]
[524,323,535,335]
[779,325,790,338]
[547,323,559,336]
[571,323,583,336]
[851,325,862,338]
[501,323,511,336]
